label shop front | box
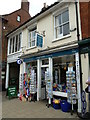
[21,47,81,112]
[79,38,90,113]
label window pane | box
[9,38,12,54]
[55,16,59,26]
[15,35,18,52]
[62,10,69,23]
[29,42,31,47]
[59,15,61,25]
[29,33,31,42]
[32,41,35,46]
[12,37,15,53]
[63,23,70,36]
[56,26,63,38]
[18,33,21,51]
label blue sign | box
[37,34,43,47]
[17,59,22,64]
[23,48,78,63]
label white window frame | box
[28,29,37,48]
[8,32,22,55]
[54,8,70,40]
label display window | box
[53,55,76,93]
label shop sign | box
[37,33,43,48]
[17,59,22,65]
[8,86,17,99]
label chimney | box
[21,0,29,13]
[41,3,48,11]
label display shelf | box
[53,91,67,97]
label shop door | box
[9,62,20,91]
[41,67,48,100]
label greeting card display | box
[66,67,77,104]
[45,71,52,99]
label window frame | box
[8,32,22,55]
[54,8,70,39]
[28,29,37,48]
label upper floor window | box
[55,9,70,39]
[9,33,22,54]
[28,29,36,48]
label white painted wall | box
[21,2,78,56]
[81,54,89,112]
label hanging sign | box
[17,59,22,65]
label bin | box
[60,100,71,112]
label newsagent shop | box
[19,46,81,113]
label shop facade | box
[6,1,83,114]
[20,46,81,113]
[79,38,90,112]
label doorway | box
[9,62,20,91]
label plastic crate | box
[60,100,71,112]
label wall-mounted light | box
[3,26,6,30]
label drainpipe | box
[75,0,83,116]
[75,0,83,91]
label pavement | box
[2,92,79,119]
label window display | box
[53,55,75,94]
[18,62,37,102]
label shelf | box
[53,91,67,97]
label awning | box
[78,38,90,54]
[78,38,90,45]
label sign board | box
[8,86,17,99]
[17,59,22,65]
[37,33,43,47]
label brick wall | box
[89,2,90,37]
[2,1,31,90]
[2,9,31,62]
[80,2,90,39]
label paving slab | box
[2,92,79,119]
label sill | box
[26,46,37,51]
[52,34,71,43]
[8,51,21,56]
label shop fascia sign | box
[17,59,23,65]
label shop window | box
[42,59,49,65]
[53,55,75,92]
[54,8,70,39]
